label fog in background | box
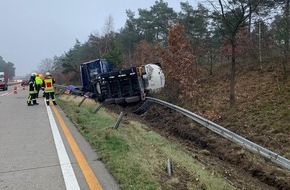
[0,0,186,76]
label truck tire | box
[115,97,125,104]
[125,96,140,103]
[110,71,119,77]
[119,69,135,75]
[133,100,153,115]
[105,98,115,104]
[99,73,110,78]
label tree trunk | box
[230,36,236,105]
[248,6,252,35]
[283,0,289,82]
[210,54,213,76]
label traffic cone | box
[14,86,17,94]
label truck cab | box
[80,59,113,95]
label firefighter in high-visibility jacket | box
[27,73,39,106]
[35,74,43,98]
[42,72,57,106]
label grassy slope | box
[194,61,290,157]
[57,96,235,190]
[56,61,289,189]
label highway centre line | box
[49,102,103,190]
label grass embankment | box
[57,95,234,190]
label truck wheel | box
[119,69,135,75]
[115,97,125,104]
[125,96,140,103]
[105,98,115,104]
[99,73,110,78]
[110,71,119,77]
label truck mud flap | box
[125,96,140,103]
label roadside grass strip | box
[58,95,235,190]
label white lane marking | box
[0,92,9,96]
[46,104,80,190]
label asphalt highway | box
[0,84,119,190]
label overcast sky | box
[0,0,199,76]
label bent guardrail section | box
[146,97,290,172]
[53,85,290,171]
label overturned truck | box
[80,59,165,104]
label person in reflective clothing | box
[42,72,57,106]
[27,73,39,106]
[35,74,43,98]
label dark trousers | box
[27,93,37,105]
[45,91,56,105]
[36,84,41,98]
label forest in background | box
[0,56,15,80]
[38,0,289,107]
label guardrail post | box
[78,97,87,107]
[93,103,103,114]
[114,111,124,129]
[167,158,173,177]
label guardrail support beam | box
[93,103,103,114]
[78,97,87,107]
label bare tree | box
[210,0,261,105]
[103,15,116,58]
[103,14,115,35]
[37,58,56,74]
[282,0,289,82]
[90,15,116,58]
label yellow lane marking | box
[51,103,103,190]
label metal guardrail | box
[8,82,21,86]
[54,84,67,89]
[54,84,82,89]
[146,97,290,172]
[52,85,290,171]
